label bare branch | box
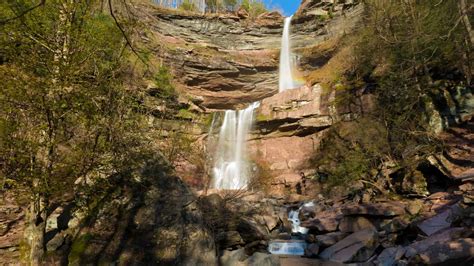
[107,0,147,65]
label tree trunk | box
[460,0,474,46]
[26,198,47,265]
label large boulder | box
[237,217,269,243]
[300,209,342,232]
[319,228,379,263]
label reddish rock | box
[341,202,406,217]
[301,209,342,232]
[257,85,332,121]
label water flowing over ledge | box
[279,16,299,92]
[211,102,260,190]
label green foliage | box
[153,66,177,100]
[179,0,197,11]
[314,118,390,186]
[176,108,196,120]
[0,0,147,213]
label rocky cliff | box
[136,0,362,110]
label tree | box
[315,0,471,190]
[0,1,147,263]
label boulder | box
[316,232,348,247]
[262,215,279,231]
[319,228,378,263]
[338,216,375,233]
[304,243,320,257]
[374,246,406,266]
[417,204,461,236]
[341,202,406,217]
[409,238,474,265]
[237,218,269,243]
[300,209,342,232]
[246,252,281,266]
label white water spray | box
[279,16,298,92]
[212,102,260,190]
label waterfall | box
[212,102,260,190]
[279,16,298,92]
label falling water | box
[212,102,260,190]
[279,16,298,92]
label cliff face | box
[134,0,365,192]
[136,0,362,110]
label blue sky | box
[264,0,301,16]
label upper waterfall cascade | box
[279,16,299,92]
